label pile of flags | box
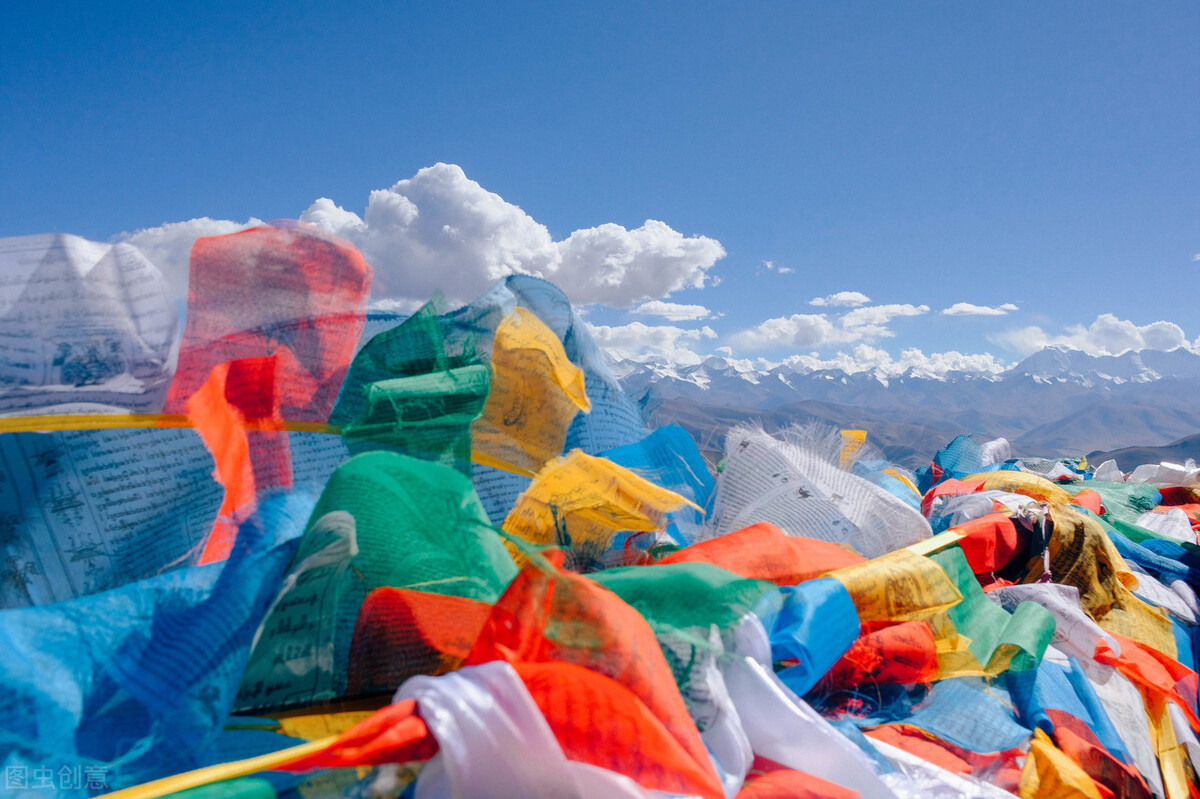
[0,224,1196,797]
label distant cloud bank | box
[732,303,929,349]
[992,313,1191,357]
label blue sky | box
[3,1,1197,375]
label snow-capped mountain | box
[1011,346,1200,386]
[615,346,1200,465]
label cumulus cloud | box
[941,302,1019,316]
[120,164,724,310]
[809,291,870,307]
[732,302,930,350]
[632,300,715,321]
[120,216,263,299]
[587,321,717,366]
[840,303,929,329]
[992,313,1192,356]
[732,314,854,349]
[555,219,724,306]
[302,165,559,303]
[766,345,1010,379]
[302,164,723,307]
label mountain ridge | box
[618,346,1200,466]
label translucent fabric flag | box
[710,426,930,558]
[330,299,489,475]
[0,426,223,607]
[928,545,1055,677]
[346,586,492,696]
[165,223,371,422]
[826,548,963,623]
[464,551,723,794]
[860,729,1024,795]
[948,513,1032,580]
[1018,728,1106,799]
[1104,516,1200,589]
[719,654,897,799]
[1093,631,1200,733]
[330,300,477,427]
[186,352,296,564]
[815,619,940,693]
[1004,655,1152,798]
[922,477,989,519]
[0,234,178,414]
[760,578,862,696]
[501,449,696,571]
[471,306,591,476]
[839,429,868,468]
[514,661,726,798]
[1135,507,1196,543]
[394,661,672,798]
[851,458,923,514]
[1035,504,1177,657]
[869,737,1023,799]
[341,365,490,474]
[990,583,1167,796]
[601,424,716,547]
[0,493,310,793]
[657,521,867,585]
[961,470,1073,506]
[235,451,516,713]
[916,435,991,494]
[877,677,1032,757]
[589,561,775,635]
[137,660,710,799]
[737,760,862,799]
[443,276,647,454]
[433,276,647,520]
[1078,481,1163,526]
[235,509,356,711]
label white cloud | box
[555,219,724,306]
[587,321,717,366]
[121,164,724,310]
[768,345,1009,379]
[732,313,853,349]
[809,291,870,307]
[760,259,794,274]
[732,302,930,351]
[632,300,714,321]
[992,313,1192,356]
[120,216,263,299]
[1192,253,1199,261]
[941,301,1019,316]
[303,164,723,307]
[840,303,929,329]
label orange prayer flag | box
[516,661,724,799]
[657,521,866,585]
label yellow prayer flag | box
[1032,504,1176,658]
[472,306,591,477]
[826,548,963,622]
[502,449,696,566]
[962,470,1073,505]
[1018,728,1105,799]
